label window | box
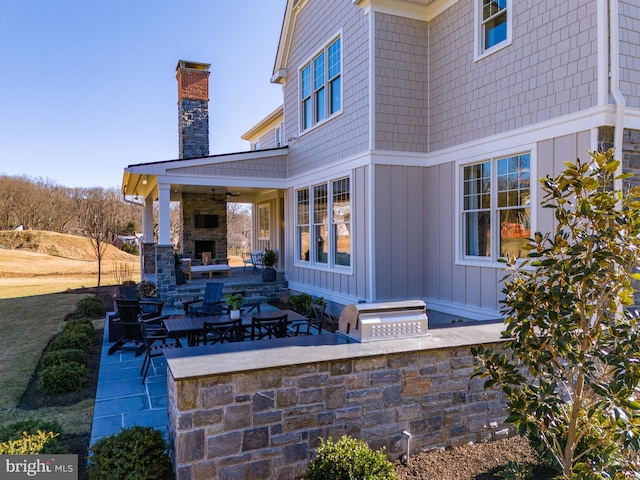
[296,189,310,262]
[462,153,530,261]
[296,176,351,268]
[300,37,341,132]
[275,126,282,147]
[332,178,351,266]
[477,0,510,57]
[251,142,260,151]
[258,204,270,240]
[313,184,328,264]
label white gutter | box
[608,0,625,190]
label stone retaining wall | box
[167,340,508,480]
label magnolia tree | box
[473,149,640,478]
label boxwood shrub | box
[41,348,87,369]
[76,296,104,318]
[39,362,87,394]
[48,329,92,353]
[306,436,397,480]
[88,426,172,480]
[62,318,95,339]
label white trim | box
[454,145,537,267]
[596,0,609,106]
[354,0,458,22]
[425,297,502,321]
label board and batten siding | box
[373,130,592,313]
[428,0,599,152]
[285,166,369,302]
[283,0,370,177]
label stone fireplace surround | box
[182,192,228,262]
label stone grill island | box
[165,311,507,480]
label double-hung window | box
[296,176,351,268]
[462,153,530,261]
[476,0,511,58]
[300,37,341,132]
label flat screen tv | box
[194,214,218,229]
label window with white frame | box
[296,189,310,261]
[296,176,351,268]
[275,126,282,147]
[462,153,530,261]
[477,0,510,56]
[251,142,260,151]
[258,204,270,240]
[300,37,341,132]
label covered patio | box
[121,147,289,300]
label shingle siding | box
[428,0,598,151]
[284,0,369,177]
[620,0,640,108]
[374,13,429,152]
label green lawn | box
[0,293,97,435]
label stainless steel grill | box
[338,300,428,342]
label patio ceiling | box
[122,147,289,202]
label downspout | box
[608,0,625,190]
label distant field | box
[0,231,140,298]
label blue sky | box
[0,1,285,189]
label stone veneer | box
[155,244,176,301]
[181,192,228,262]
[166,324,508,480]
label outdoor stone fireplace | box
[182,192,227,261]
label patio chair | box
[183,282,225,316]
[250,314,288,341]
[139,320,180,384]
[108,299,145,355]
[198,318,244,345]
[241,252,254,272]
[291,303,326,336]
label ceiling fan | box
[209,188,240,203]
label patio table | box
[163,310,309,346]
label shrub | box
[41,348,87,369]
[306,436,397,480]
[289,292,326,315]
[63,318,95,339]
[39,362,87,394]
[48,329,92,353]
[0,419,66,454]
[0,431,59,454]
[76,296,104,318]
[88,426,172,480]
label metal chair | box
[139,320,180,383]
[198,318,244,345]
[292,303,326,336]
[250,314,288,341]
[183,282,225,316]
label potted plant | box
[261,249,277,282]
[224,293,244,319]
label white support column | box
[157,183,172,245]
[143,197,154,243]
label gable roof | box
[271,0,301,84]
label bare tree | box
[227,203,251,254]
[80,188,116,287]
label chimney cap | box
[176,60,211,72]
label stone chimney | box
[176,60,211,159]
